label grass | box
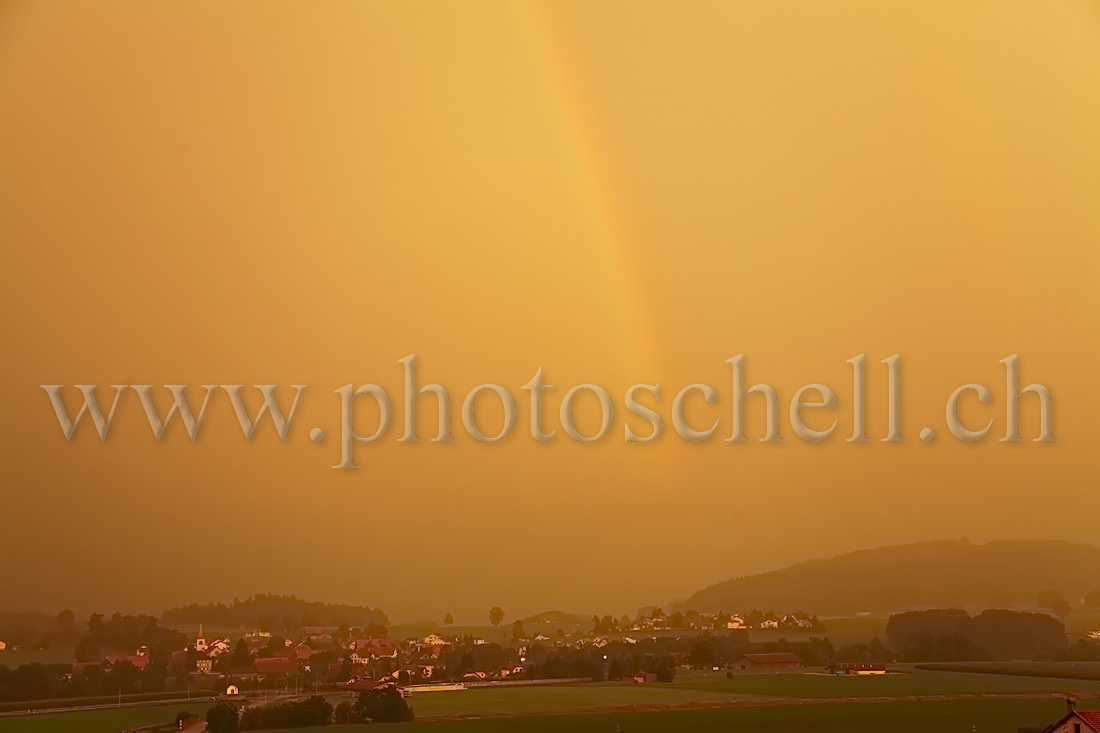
[329,669,1100,720]
[19,668,1074,733]
[918,662,1100,681]
[0,702,210,733]
[673,669,1100,698]
[257,699,1095,733]
[401,684,759,717]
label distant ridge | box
[161,593,388,630]
[685,539,1100,615]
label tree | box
[654,655,676,683]
[512,620,526,642]
[57,609,76,633]
[489,607,505,626]
[443,613,454,625]
[240,695,331,730]
[206,702,239,733]
[358,686,414,722]
[230,639,252,670]
[1037,590,1072,617]
[74,637,100,663]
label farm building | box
[834,663,886,676]
[1043,698,1100,732]
[729,652,803,671]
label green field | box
[389,669,1100,718]
[7,670,1099,733]
[400,684,758,717]
[673,669,1100,698]
[0,702,210,733]
[257,699,1095,733]
[918,662,1100,681]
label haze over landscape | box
[5,3,1100,732]
[3,1,1099,624]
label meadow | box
[918,662,1100,681]
[8,669,1100,732]
[390,668,1100,718]
[265,699,1094,733]
[0,702,210,733]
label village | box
[75,609,824,694]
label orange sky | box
[1,0,1098,623]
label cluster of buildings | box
[607,611,820,633]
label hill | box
[160,593,388,632]
[685,539,1100,615]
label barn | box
[729,652,803,671]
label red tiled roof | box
[1077,712,1100,732]
[254,657,297,675]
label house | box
[759,618,780,629]
[195,655,213,674]
[423,634,448,646]
[254,657,297,675]
[225,684,240,696]
[1043,698,1100,732]
[72,662,102,676]
[534,633,550,641]
[103,655,149,670]
[729,653,803,671]
[371,644,398,660]
[345,678,397,693]
[834,663,886,676]
[626,673,658,683]
[727,615,746,630]
[294,643,316,661]
[499,663,524,678]
[352,637,396,652]
[461,670,489,681]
